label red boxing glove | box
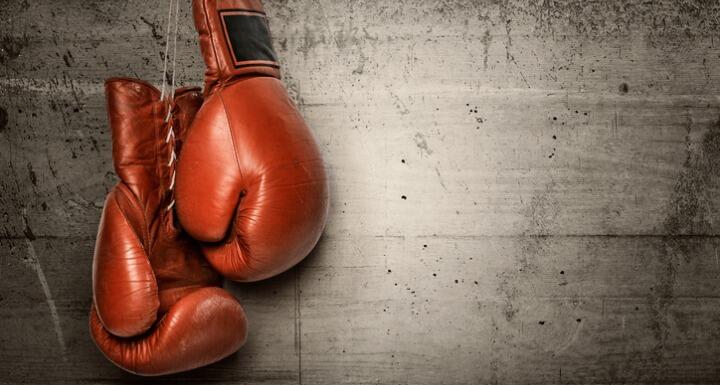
[176,0,329,281]
[90,78,247,376]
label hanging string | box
[159,0,175,101]
[169,0,180,102]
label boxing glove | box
[175,0,329,282]
[90,78,247,376]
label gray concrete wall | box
[3,0,720,383]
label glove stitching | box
[116,184,151,251]
[217,92,245,185]
[203,0,223,93]
[114,186,158,290]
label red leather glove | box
[90,78,247,376]
[175,0,329,282]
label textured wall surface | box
[3,0,720,384]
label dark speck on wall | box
[27,162,37,186]
[401,195,407,200]
[0,106,7,131]
[62,52,71,67]
[23,221,36,241]
[0,34,28,64]
[538,321,545,325]
[139,16,163,41]
[619,83,629,93]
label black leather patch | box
[221,12,278,66]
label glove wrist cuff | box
[194,0,281,95]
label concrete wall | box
[3,0,720,383]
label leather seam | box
[204,0,223,90]
[116,184,148,247]
[115,185,151,255]
[218,92,245,186]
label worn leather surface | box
[176,0,329,282]
[90,78,247,376]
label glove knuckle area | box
[211,163,328,282]
[89,288,246,376]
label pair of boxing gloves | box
[90,0,328,375]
